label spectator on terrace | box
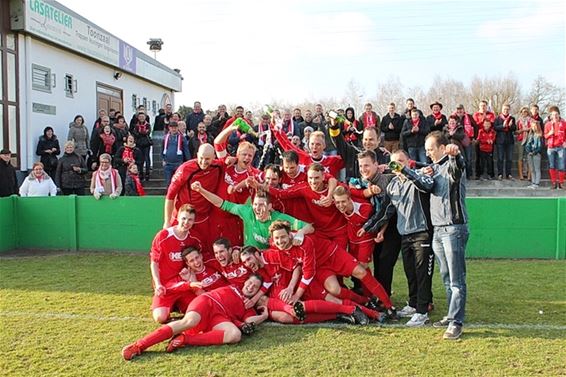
[494,104,516,180]
[515,106,532,180]
[454,105,477,180]
[380,102,403,153]
[36,126,61,178]
[19,162,58,197]
[524,120,543,189]
[162,121,190,188]
[56,141,87,196]
[124,163,146,196]
[0,149,18,197]
[90,153,122,200]
[544,107,566,189]
[114,134,143,188]
[427,101,448,133]
[130,112,153,181]
[401,108,429,163]
[67,114,89,162]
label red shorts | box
[151,290,196,313]
[186,295,231,333]
[317,248,359,283]
[349,241,374,264]
[302,279,328,301]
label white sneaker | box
[397,305,416,318]
[406,313,429,327]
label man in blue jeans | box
[162,121,190,188]
[423,131,469,340]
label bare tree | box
[421,76,469,115]
[342,79,365,113]
[525,75,566,117]
[374,75,405,115]
[469,73,521,114]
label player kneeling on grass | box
[122,274,269,360]
[266,221,396,322]
[149,204,204,324]
[239,246,372,325]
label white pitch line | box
[1,311,565,331]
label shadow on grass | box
[461,328,566,340]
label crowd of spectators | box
[0,98,564,199]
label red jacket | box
[544,120,566,148]
[477,128,496,153]
[473,111,496,128]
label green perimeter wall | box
[0,196,564,259]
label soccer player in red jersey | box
[122,275,268,360]
[268,163,347,249]
[181,246,228,292]
[332,186,376,267]
[273,127,344,178]
[149,204,204,323]
[163,143,225,252]
[268,220,397,319]
[239,246,371,325]
[211,238,252,290]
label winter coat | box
[36,135,61,173]
[0,159,18,197]
[19,172,58,197]
[55,152,87,189]
[443,124,467,151]
[494,115,517,145]
[67,122,90,157]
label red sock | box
[137,325,173,351]
[267,298,294,316]
[549,169,557,183]
[336,288,368,304]
[303,300,355,314]
[559,171,565,184]
[292,313,336,323]
[185,330,225,346]
[360,273,392,308]
[341,299,379,319]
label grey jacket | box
[364,166,433,236]
[68,122,90,157]
[428,154,468,226]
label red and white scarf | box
[362,112,376,128]
[122,146,134,164]
[411,118,420,129]
[198,132,208,145]
[100,133,115,154]
[163,132,182,155]
[94,168,118,195]
[136,122,149,135]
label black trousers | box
[372,222,402,297]
[479,151,494,177]
[401,231,434,314]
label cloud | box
[476,2,564,40]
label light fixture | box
[147,38,164,59]
[113,71,123,80]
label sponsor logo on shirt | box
[169,251,183,261]
[253,233,268,244]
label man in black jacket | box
[0,149,18,197]
[380,102,403,153]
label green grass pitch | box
[0,252,565,376]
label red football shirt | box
[194,259,228,291]
[149,227,203,287]
[166,159,225,220]
[342,200,375,245]
[208,259,252,289]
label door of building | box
[96,82,123,114]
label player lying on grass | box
[122,274,269,360]
[239,246,373,325]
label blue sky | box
[58,0,565,108]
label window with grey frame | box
[64,73,76,98]
[32,64,53,93]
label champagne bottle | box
[234,118,257,137]
[327,110,351,127]
[263,104,274,118]
[388,161,403,173]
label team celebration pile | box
[120,100,566,361]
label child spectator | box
[114,134,143,188]
[515,107,531,180]
[125,163,146,196]
[19,162,58,197]
[524,120,543,189]
[477,120,496,180]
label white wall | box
[18,37,175,169]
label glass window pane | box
[8,105,16,152]
[7,53,16,102]
[6,34,16,50]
